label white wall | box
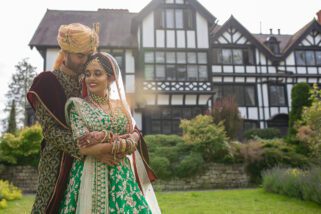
[142,12,154,47]
[196,12,209,48]
[46,48,59,71]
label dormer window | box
[265,36,280,54]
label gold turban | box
[53,23,100,70]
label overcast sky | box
[0,0,320,131]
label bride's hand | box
[94,153,124,166]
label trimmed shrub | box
[0,124,42,166]
[175,152,204,178]
[244,128,281,140]
[145,134,204,179]
[150,156,171,179]
[180,115,230,162]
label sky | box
[0,0,320,131]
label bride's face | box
[84,59,108,97]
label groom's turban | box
[57,23,99,54]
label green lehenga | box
[59,97,151,214]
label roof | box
[29,9,137,49]
[211,15,278,60]
[253,33,292,54]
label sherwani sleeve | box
[35,103,82,159]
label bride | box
[59,52,161,214]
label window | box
[213,48,255,65]
[144,50,208,81]
[268,85,287,106]
[144,106,208,134]
[316,51,321,65]
[155,8,195,30]
[265,37,280,54]
[213,84,257,107]
[184,8,195,29]
[175,10,184,29]
[166,9,174,28]
[295,50,320,66]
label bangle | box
[100,130,108,143]
[121,139,126,154]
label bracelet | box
[121,138,127,154]
[100,130,108,143]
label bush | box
[239,138,309,183]
[150,156,171,179]
[0,179,22,200]
[0,124,42,166]
[288,83,311,137]
[180,115,230,162]
[212,96,243,139]
[244,128,281,140]
[175,152,204,178]
[262,166,321,205]
[145,134,204,179]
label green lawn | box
[1,189,320,214]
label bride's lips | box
[88,83,97,88]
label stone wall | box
[0,165,38,193]
[0,164,249,193]
[153,163,250,191]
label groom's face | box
[65,52,88,75]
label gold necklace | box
[89,93,109,105]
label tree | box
[6,100,17,134]
[212,96,243,140]
[3,58,37,130]
[288,83,311,137]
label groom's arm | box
[35,104,82,159]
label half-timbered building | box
[29,0,321,135]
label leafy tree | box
[6,100,17,134]
[3,58,37,130]
[288,83,311,137]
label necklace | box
[89,93,109,105]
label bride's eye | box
[84,71,90,77]
[94,70,103,77]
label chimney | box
[317,10,321,24]
[277,29,281,35]
[269,28,273,34]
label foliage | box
[288,83,311,137]
[244,128,281,140]
[296,84,321,159]
[180,115,231,162]
[0,124,42,166]
[145,134,204,180]
[3,58,37,130]
[212,96,243,139]
[239,138,309,183]
[6,100,17,134]
[0,180,22,209]
[262,166,321,205]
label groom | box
[27,23,117,214]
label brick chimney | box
[317,10,321,24]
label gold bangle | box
[121,139,126,154]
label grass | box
[1,189,320,214]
